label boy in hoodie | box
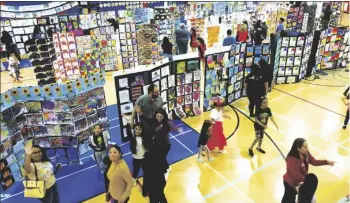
[89,124,108,173]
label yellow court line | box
[235,106,346,179]
[203,162,255,203]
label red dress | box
[207,109,227,150]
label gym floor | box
[1,67,349,203]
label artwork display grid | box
[52,32,80,83]
[115,58,201,142]
[0,71,107,191]
[118,22,138,69]
[316,26,347,70]
[275,35,307,84]
[136,24,159,65]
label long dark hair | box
[130,123,146,154]
[109,144,123,159]
[197,37,205,46]
[287,138,306,159]
[298,173,318,203]
[200,120,212,138]
[154,108,169,124]
[32,145,50,163]
[191,27,196,36]
[162,36,171,46]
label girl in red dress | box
[207,100,231,153]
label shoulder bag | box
[22,164,46,198]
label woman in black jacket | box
[259,59,273,91]
[244,64,268,117]
[143,108,171,203]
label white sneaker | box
[218,150,227,154]
[197,158,203,162]
[208,158,214,162]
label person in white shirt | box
[126,122,146,187]
[296,173,318,203]
[206,100,231,153]
[8,52,22,83]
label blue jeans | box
[40,183,59,203]
[163,54,173,61]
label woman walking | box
[143,108,171,203]
[282,138,335,203]
[107,145,133,203]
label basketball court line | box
[169,128,255,203]
[1,129,194,202]
[202,157,283,200]
[274,88,346,117]
[235,106,347,179]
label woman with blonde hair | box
[236,24,249,42]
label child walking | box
[89,124,108,173]
[342,94,349,129]
[8,52,22,83]
[197,120,213,162]
[249,97,279,157]
[126,122,146,186]
[207,100,231,153]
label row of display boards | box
[114,26,349,142]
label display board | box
[204,43,270,111]
[275,35,307,84]
[27,38,56,86]
[300,33,314,79]
[58,15,79,33]
[329,2,343,27]
[52,32,80,83]
[0,71,107,191]
[114,58,201,142]
[203,49,233,111]
[316,26,347,70]
[286,4,307,32]
[118,22,138,69]
[136,24,159,65]
[154,7,176,60]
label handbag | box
[22,164,46,198]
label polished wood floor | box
[1,67,349,203]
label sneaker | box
[257,148,266,154]
[197,158,203,162]
[208,157,214,162]
[249,149,254,157]
[218,150,227,153]
[343,125,347,129]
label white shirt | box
[210,108,223,122]
[132,137,146,159]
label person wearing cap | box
[175,23,190,55]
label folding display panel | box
[52,32,80,83]
[203,51,231,112]
[118,22,138,69]
[154,6,177,59]
[137,24,159,65]
[0,72,107,190]
[27,38,57,86]
[275,35,307,84]
[58,15,79,32]
[115,58,201,142]
[315,26,347,71]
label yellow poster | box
[207,26,220,47]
